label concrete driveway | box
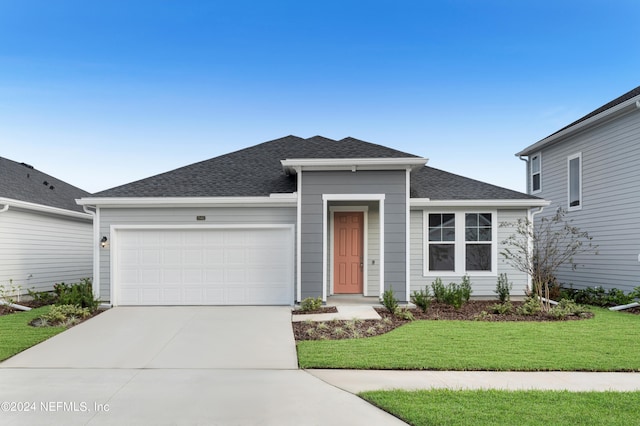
[0,307,405,425]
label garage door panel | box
[115,227,293,305]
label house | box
[0,157,93,296]
[77,135,547,306]
[516,85,640,293]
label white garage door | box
[114,227,294,305]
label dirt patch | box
[292,306,338,315]
[292,301,594,341]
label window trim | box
[530,152,542,194]
[567,152,582,211]
[422,209,498,277]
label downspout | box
[518,155,529,193]
[82,205,100,301]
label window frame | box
[423,209,498,277]
[530,152,542,194]
[567,152,582,211]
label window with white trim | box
[424,211,496,275]
[568,153,582,210]
[531,153,541,193]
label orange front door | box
[333,212,364,294]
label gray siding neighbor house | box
[78,135,547,306]
[517,85,640,293]
[0,157,93,296]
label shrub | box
[494,273,512,303]
[431,278,447,302]
[432,277,472,309]
[395,308,415,321]
[410,287,431,312]
[460,275,472,302]
[300,297,323,311]
[54,278,99,312]
[566,286,634,307]
[473,310,493,321]
[382,287,399,314]
[491,302,513,315]
[34,304,91,326]
[27,288,57,306]
[549,299,588,319]
[516,297,542,316]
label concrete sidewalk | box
[308,369,640,393]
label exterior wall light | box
[101,236,108,248]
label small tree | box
[500,208,597,311]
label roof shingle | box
[92,135,536,201]
[0,157,90,213]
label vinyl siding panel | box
[98,207,296,302]
[531,109,640,292]
[301,170,407,300]
[0,208,92,295]
[409,209,529,297]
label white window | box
[424,211,497,276]
[568,153,582,210]
[531,153,541,193]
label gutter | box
[0,197,91,220]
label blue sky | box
[1,0,639,194]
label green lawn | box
[0,307,65,361]
[360,389,640,426]
[297,308,640,371]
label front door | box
[333,211,364,294]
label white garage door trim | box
[111,224,295,306]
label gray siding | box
[98,207,296,302]
[0,208,92,295]
[301,170,407,300]
[410,209,530,297]
[530,109,640,292]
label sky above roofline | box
[1,1,639,194]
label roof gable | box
[91,135,536,202]
[0,157,90,213]
[93,135,419,198]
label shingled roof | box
[93,135,536,201]
[0,157,90,213]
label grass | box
[0,306,65,362]
[297,307,640,371]
[359,389,640,426]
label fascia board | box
[410,198,550,208]
[76,195,298,208]
[0,197,92,220]
[516,95,640,157]
[281,157,428,173]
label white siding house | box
[517,86,640,293]
[0,158,93,296]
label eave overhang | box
[410,198,550,208]
[280,157,428,174]
[76,194,298,208]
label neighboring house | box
[0,157,93,296]
[78,135,547,306]
[517,85,640,293]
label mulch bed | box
[292,300,595,341]
[292,306,338,315]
